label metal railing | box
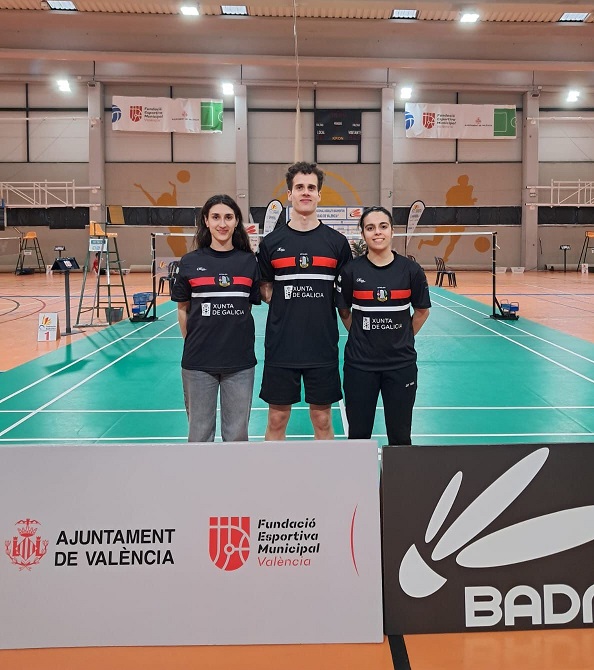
[0,181,100,208]
[526,180,594,207]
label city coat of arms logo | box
[218,273,231,287]
[130,105,143,122]
[376,287,388,302]
[209,516,250,571]
[5,519,48,571]
[299,253,310,269]
[422,112,436,129]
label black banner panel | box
[382,444,594,634]
[315,109,362,145]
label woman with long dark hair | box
[336,206,431,445]
[172,194,260,442]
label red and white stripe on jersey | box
[189,276,253,287]
[352,289,412,301]
[271,256,337,269]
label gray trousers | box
[181,367,255,442]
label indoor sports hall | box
[1,1,594,669]
[2,271,594,447]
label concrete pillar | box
[234,84,249,224]
[522,92,540,270]
[87,81,105,223]
[380,87,395,212]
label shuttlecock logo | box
[399,448,594,599]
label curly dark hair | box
[286,162,325,191]
[193,194,252,253]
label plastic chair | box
[89,221,117,238]
[158,261,179,295]
[435,256,457,287]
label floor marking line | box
[1,431,592,443]
[431,297,594,385]
[0,321,179,438]
[338,398,349,435]
[4,405,593,414]
[434,292,594,366]
[0,307,178,406]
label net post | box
[151,233,157,320]
[492,231,497,318]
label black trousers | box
[343,362,418,446]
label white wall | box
[1,82,593,271]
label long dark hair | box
[194,194,252,252]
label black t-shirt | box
[257,222,353,367]
[171,247,261,373]
[336,253,431,371]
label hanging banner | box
[405,103,516,139]
[112,96,223,133]
[263,199,283,235]
[406,200,425,244]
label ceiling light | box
[460,12,480,23]
[47,1,77,9]
[559,12,589,22]
[391,9,417,19]
[400,87,412,100]
[221,5,248,15]
[222,82,234,95]
[180,5,199,15]
[566,90,580,103]
[57,79,71,92]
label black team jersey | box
[257,223,353,367]
[336,252,431,371]
[171,247,261,373]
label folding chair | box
[158,260,179,295]
[435,256,457,287]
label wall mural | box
[417,174,489,262]
[133,169,192,257]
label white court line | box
[430,296,594,385]
[414,405,594,411]
[338,398,349,435]
[0,321,179,438]
[413,432,594,438]
[0,434,351,443]
[3,431,593,444]
[5,405,594,414]
[0,409,187,413]
[0,307,178,406]
[435,291,594,366]
[0,406,347,414]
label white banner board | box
[112,96,223,133]
[405,103,516,139]
[0,441,383,649]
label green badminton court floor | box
[1,287,594,446]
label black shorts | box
[259,363,342,406]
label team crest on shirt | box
[218,273,231,287]
[299,253,310,269]
[376,287,388,302]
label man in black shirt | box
[257,162,353,440]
